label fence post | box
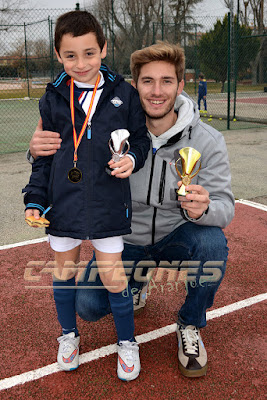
[227,12,231,130]
[152,22,155,44]
[161,0,164,40]
[194,24,198,96]
[23,22,30,98]
[111,0,115,70]
[48,17,55,82]
[233,1,240,120]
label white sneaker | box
[117,340,141,381]
[57,332,80,371]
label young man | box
[28,42,235,378]
[23,11,150,381]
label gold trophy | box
[175,147,201,196]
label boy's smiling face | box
[55,32,107,85]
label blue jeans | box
[198,95,207,111]
[76,222,228,328]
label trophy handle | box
[190,160,202,179]
[108,139,130,157]
[175,158,183,179]
[108,138,114,154]
[121,140,130,156]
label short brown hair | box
[130,41,185,83]
[55,11,106,54]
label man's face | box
[134,61,184,121]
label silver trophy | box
[108,129,130,162]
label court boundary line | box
[0,292,266,392]
[236,199,267,211]
[0,199,266,251]
[0,236,47,251]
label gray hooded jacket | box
[124,93,235,246]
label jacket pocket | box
[158,160,167,204]
[120,179,130,219]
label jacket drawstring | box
[189,126,192,140]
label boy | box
[22,11,150,381]
[198,73,207,111]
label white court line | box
[0,199,266,252]
[0,292,266,392]
[236,199,267,212]
[0,237,47,251]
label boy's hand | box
[25,208,40,220]
[25,209,40,228]
[108,156,134,178]
[25,209,50,228]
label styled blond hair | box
[130,41,185,83]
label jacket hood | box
[174,91,201,137]
[149,92,200,151]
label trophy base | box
[177,184,188,197]
[105,164,113,176]
[177,185,192,202]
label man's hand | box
[108,156,134,178]
[30,117,62,159]
[178,181,210,219]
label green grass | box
[183,82,266,95]
[124,78,265,94]
[200,115,267,131]
[0,87,46,100]
[0,84,266,154]
[0,98,40,153]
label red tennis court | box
[0,201,266,399]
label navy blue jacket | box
[23,65,150,240]
[198,79,207,97]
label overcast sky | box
[33,0,229,17]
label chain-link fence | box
[0,7,266,153]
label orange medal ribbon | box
[70,74,100,164]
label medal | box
[69,74,100,182]
[68,166,82,183]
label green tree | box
[91,0,162,74]
[168,0,203,43]
[89,0,207,75]
[198,15,260,92]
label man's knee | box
[189,225,228,260]
[76,289,110,322]
[190,226,228,286]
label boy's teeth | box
[151,100,163,104]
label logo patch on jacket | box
[111,97,123,107]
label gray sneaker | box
[177,324,207,377]
[133,283,148,315]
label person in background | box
[198,73,207,112]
